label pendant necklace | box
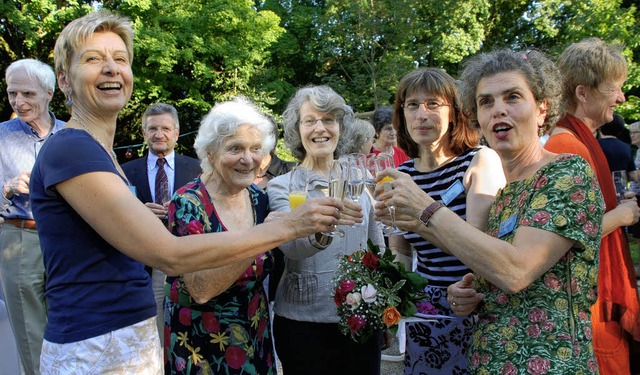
[72,116,118,162]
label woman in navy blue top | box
[30,10,342,374]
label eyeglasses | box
[402,100,449,112]
[300,118,337,127]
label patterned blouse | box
[164,179,274,375]
[470,154,603,374]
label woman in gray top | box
[267,85,385,375]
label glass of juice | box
[289,166,309,210]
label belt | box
[4,219,37,230]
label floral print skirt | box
[404,285,476,375]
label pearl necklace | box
[72,116,118,162]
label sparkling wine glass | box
[364,153,387,232]
[325,159,348,237]
[288,167,309,210]
[375,153,407,236]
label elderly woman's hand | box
[285,196,342,237]
[373,168,434,232]
[339,199,364,226]
[447,273,484,316]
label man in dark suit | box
[122,103,201,345]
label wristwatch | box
[419,202,445,227]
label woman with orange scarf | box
[544,37,640,374]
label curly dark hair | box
[458,49,563,135]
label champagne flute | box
[347,153,366,203]
[364,153,387,231]
[325,159,348,237]
[347,153,366,227]
[289,166,309,210]
[612,170,629,202]
[375,153,407,236]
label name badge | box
[128,185,137,196]
[498,214,518,238]
[441,179,464,206]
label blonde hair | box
[54,10,133,77]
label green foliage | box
[0,0,638,138]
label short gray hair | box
[142,103,180,131]
[194,97,275,174]
[5,59,56,94]
[282,85,354,161]
[344,118,375,154]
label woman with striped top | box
[389,68,505,374]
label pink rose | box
[527,356,550,374]
[501,361,517,375]
[533,211,550,225]
[528,307,547,322]
[573,175,583,185]
[518,192,529,206]
[576,212,587,224]
[496,293,508,305]
[179,307,192,326]
[526,324,541,338]
[541,320,555,332]
[338,280,356,293]
[543,273,561,291]
[570,189,586,203]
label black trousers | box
[273,314,381,375]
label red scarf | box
[558,113,640,339]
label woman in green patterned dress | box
[374,49,603,374]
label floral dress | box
[164,180,274,375]
[470,154,603,374]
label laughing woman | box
[30,11,340,373]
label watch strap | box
[419,202,445,227]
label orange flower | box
[382,306,401,327]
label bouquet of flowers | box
[333,239,430,343]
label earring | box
[65,91,73,106]
[538,126,544,137]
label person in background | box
[346,118,376,155]
[122,103,201,344]
[597,113,635,175]
[544,37,640,375]
[164,98,277,374]
[0,58,66,375]
[268,85,383,375]
[385,48,602,373]
[389,67,505,374]
[371,105,410,167]
[30,11,341,373]
[253,117,296,191]
[629,121,640,280]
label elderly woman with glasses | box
[267,85,385,375]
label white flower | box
[361,284,377,303]
[346,292,362,309]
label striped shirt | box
[399,147,481,288]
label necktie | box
[155,158,170,204]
